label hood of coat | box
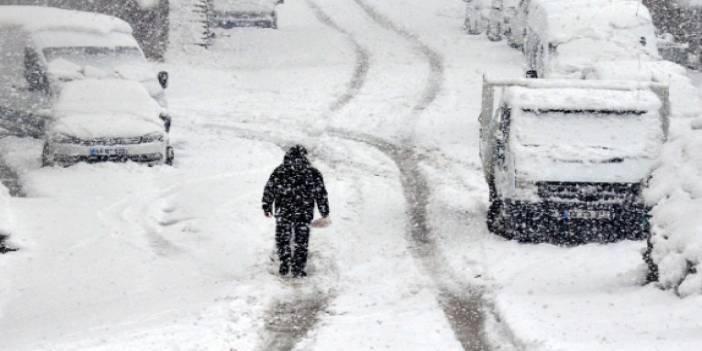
[283,145,310,171]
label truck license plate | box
[90,147,128,157]
[565,209,611,220]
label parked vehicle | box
[210,0,283,29]
[485,0,520,42]
[479,77,669,243]
[505,0,531,49]
[523,0,658,78]
[42,79,174,167]
[463,0,492,35]
[0,6,168,135]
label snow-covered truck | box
[479,77,670,243]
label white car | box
[463,0,492,35]
[485,0,520,42]
[42,79,174,167]
[523,0,658,78]
[506,0,531,49]
[210,0,283,29]
[479,78,669,242]
[0,6,168,120]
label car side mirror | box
[159,113,172,133]
[158,71,169,89]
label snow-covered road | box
[1,0,701,350]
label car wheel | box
[465,18,481,35]
[41,142,54,167]
[165,146,175,166]
[271,13,278,29]
[487,182,507,237]
[487,23,502,41]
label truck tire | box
[486,181,508,237]
[487,22,502,41]
[643,236,658,283]
[41,142,54,167]
[465,17,482,35]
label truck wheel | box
[270,13,278,29]
[165,146,175,166]
[465,18,481,35]
[41,142,54,167]
[487,23,502,41]
[487,199,506,237]
[487,181,508,237]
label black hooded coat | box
[262,146,329,223]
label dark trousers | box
[276,219,310,274]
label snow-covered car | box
[463,0,492,35]
[0,6,169,130]
[485,0,520,42]
[42,79,174,167]
[479,78,669,243]
[506,0,529,48]
[523,0,658,78]
[210,0,283,29]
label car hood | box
[51,112,164,140]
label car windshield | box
[511,109,663,162]
[42,46,145,70]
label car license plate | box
[564,209,611,220]
[90,147,128,157]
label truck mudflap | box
[501,199,650,244]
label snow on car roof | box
[527,0,654,45]
[503,85,661,112]
[31,31,140,51]
[676,0,702,7]
[212,0,280,13]
[54,79,161,118]
[0,6,132,36]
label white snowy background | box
[0,0,701,350]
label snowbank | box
[645,124,702,296]
[0,6,132,35]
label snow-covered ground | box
[1,0,701,350]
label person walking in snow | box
[262,145,330,278]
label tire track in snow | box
[319,1,494,349]
[304,0,370,116]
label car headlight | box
[51,133,81,144]
[140,132,165,143]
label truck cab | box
[479,78,669,243]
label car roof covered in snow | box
[212,0,280,13]
[54,79,161,118]
[526,0,654,45]
[31,31,140,51]
[502,84,662,112]
[0,6,132,36]
[676,0,702,8]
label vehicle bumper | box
[503,199,650,243]
[50,141,168,166]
